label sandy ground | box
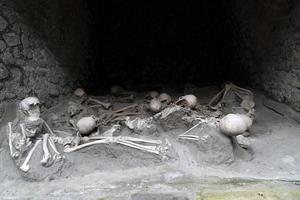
[0,87,300,199]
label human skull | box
[144,91,159,101]
[67,102,82,117]
[176,94,197,108]
[74,88,86,97]
[19,97,40,121]
[219,113,251,136]
[158,93,172,104]
[76,116,97,135]
[149,98,162,112]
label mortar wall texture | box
[234,0,300,111]
[0,0,73,109]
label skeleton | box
[62,115,168,157]
[208,82,255,113]
[8,97,62,172]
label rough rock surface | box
[232,0,300,111]
[180,126,234,165]
[0,0,73,108]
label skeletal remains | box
[8,97,62,172]
[208,82,255,113]
[219,113,253,160]
[64,135,169,156]
[7,83,256,172]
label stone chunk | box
[0,63,9,80]
[3,32,20,46]
[0,16,8,31]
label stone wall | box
[234,0,300,111]
[0,0,73,108]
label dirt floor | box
[0,86,300,199]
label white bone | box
[19,123,27,139]
[8,122,19,158]
[219,113,251,136]
[88,98,111,109]
[89,136,162,145]
[64,136,164,155]
[149,98,162,112]
[178,135,200,140]
[43,120,55,135]
[48,137,62,160]
[64,138,110,153]
[154,105,182,119]
[76,116,97,135]
[176,94,197,108]
[158,93,172,104]
[41,134,51,164]
[144,91,159,101]
[20,140,41,172]
[74,88,86,97]
[116,139,160,155]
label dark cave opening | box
[10,0,300,110]
[13,0,246,92]
[85,1,243,92]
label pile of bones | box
[7,82,255,172]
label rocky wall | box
[0,0,73,109]
[234,0,300,111]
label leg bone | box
[64,138,111,153]
[8,122,19,158]
[20,140,41,172]
[116,139,160,155]
[41,134,51,165]
[48,137,63,160]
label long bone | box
[116,139,160,154]
[87,98,112,109]
[20,140,41,172]
[178,117,219,141]
[48,137,62,160]
[8,122,19,158]
[64,138,111,153]
[19,123,32,148]
[42,119,55,135]
[208,82,254,110]
[41,134,51,164]
[64,136,163,155]
[103,104,139,124]
[89,136,162,145]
